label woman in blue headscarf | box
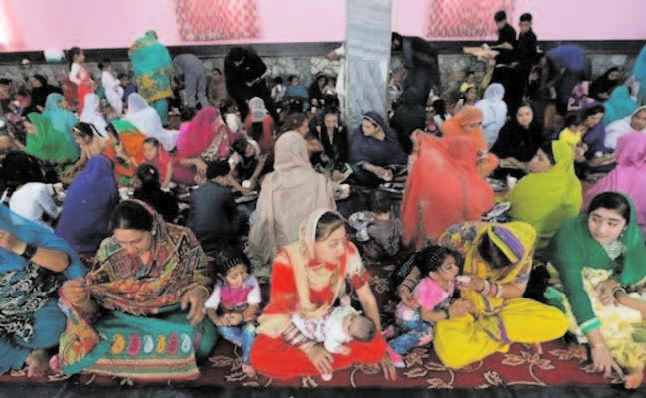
[349,111,407,186]
[0,205,85,376]
[42,93,78,142]
[56,155,119,255]
[603,86,637,127]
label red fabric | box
[441,106,498,177]
[175,0,259,42]
[426,0,514,39]
[175,107,218,159]
[250,333,387,380]
[401,134,495,247]
[244,114,275,153]
[145,147,172,183]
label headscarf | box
[26,112,79,162]
[604,106,646,149]
[125,93,179,150]
[0,204,84,278]
[475,84,508,147]
[633,45,646,106]
[602,86,637,126]
[79,93,108,137]
[349,111,407,166]
[55,155,119,254]
[103,120,146,182]
[401,134,495,248]
[547,45,587,72]
[509,139,582,250]
[175,107,225,159]
[30,74,62,108]
[42,93,78,140]
[584,132,646,235]
[129,31,174,103]
[84,199,209,315]
[490,115,544,163]
[249,97,268,123]
[248,132,336,266]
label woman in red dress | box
[250,209,396,380]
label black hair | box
[582,104,606,120]
[106,123,120,142]
[135,163,161,191]
[288,74,299,83]
[250,122,264,142]
[519,13,532,22]
[231,137,249,156]
[432,99,447,121]
[212,67,222,75]
[416,245,462,277]
[16,89,29,98]
[366,190,393,214]
[97,58,111,70]
[273,76,283,85]
[564,111,583,128]
[315,212,345,241]
[477,233,513,270]
[537,141,556,165]
[0,78,12,86]
[323,107,340,117]
[32,74,47,86]
[465,70,475,77]
[117,73,127,80]
[587,192,631,224]
[227,47,246,62]
[73,122,97,138]
[220,98,238,115]
[206,159,231,180]
[143,137,161,148]
[494,10,507,22]
[110,200,155,231]
[1,152,45,193]
[68,47,82,69]
[215,245,251,280]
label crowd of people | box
[0,10,645,390]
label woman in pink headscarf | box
[173,107,238,184]
[583,132,646,235]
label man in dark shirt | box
[491,10,517,66]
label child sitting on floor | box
[205,247,260,378]
[291,302,376,381]
[142,137,173,188]
[389,245,464,356]
[353,190,403,262]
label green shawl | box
[26,113,79,162]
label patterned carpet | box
[0,257,630,391]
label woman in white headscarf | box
[244,97,275,153]
[125,93,179,151]
[79,94,107,137]
[475,83,508,148]
[247,131,336,270]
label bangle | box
[492,283,504,298]
[478,280,491,296]
[20,243,37,261]
[612,286,627,299]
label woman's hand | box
[194,158,207,177]
[380,354,397,381]
[304,344,333,375]
[457,276,485,293]
[181,286,208,326]
[596,279,620,306]
[590,344,623,378]
[61,279,89,304]
[448,299,474,318]
[0,229,26,255]
[398,286,420,310]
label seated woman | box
[546,192,646,389]
[401,133,495,249]
[441,105,498,178]
[228,137,267,192]
[398,221,568,370]
[250,209,395,380]
[173,107,237,185]
[244,97,275,154]
[79,94,108,137]
[0,205,84,376]
[56,154,119,256]
[475,83,508,148]
[589,66,622,102]
[58,200,217,380]
[584,133,646,235]
[62,122,107,183]
[604,106,646,150]
[349,111,407,186]
[132,164,179,223]
[3,152,60,231]
[602,86,637,127]
[489,102,543,180]
[125,93,179,151]
[142,137,173,188]
[508,139,582,256]
[103,120,146,186]
[247,131,336,270]
[25,112,80,165]
[42,93,78,144]
[310,107,349,177]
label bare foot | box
[625,369,644,389]
[241,363,256,378]
[25,349,49,377]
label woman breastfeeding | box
[250,209,396,380]
[57,200,216,380]
[546,192,646,389]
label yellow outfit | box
[432,222,568,369]
[558,127,582,149]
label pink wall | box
[3,0,645,52]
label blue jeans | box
[218,323,256,364]
[389,320,433,355]
[0,300,66,373]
